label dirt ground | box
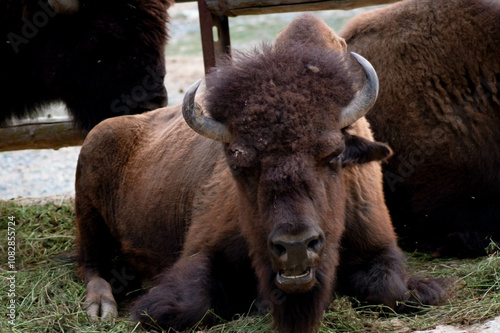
[164,55,205,106]
[414,317,500,333]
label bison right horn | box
[48,0,80,15]
[339,52,379,128]
[182,80,232,143]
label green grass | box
[1,200,500,332]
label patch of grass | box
[1,200,500,332]
[0,201,139,333]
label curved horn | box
[48,0,80,14]
[182,80,232,143]
[339,52,379,128]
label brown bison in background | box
[75,14,446,333]
[341,0,500,257]
[1,0,172,130]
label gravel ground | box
[0,146,81,199]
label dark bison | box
[1,0,172,130]
[341,0,500,257]
[75,14,446,333]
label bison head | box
[35,0,171,129]
[183,14,391,333]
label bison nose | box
[268,229,325,292]
[144,88,168,110]
[269,231,324,267]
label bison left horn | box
[339,52,379,128]
[182,80,232,143]
[48,0,80,15]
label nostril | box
[270,243,287,257]
[307,238,320,252]
[306,232,325,254]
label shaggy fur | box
[76,14,447,333]
[341,0,500,257]
[1,0,172,130]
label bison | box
[75,14,446,333]
[1,0,172,130]
[340,0,500,257]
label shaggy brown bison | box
[1,0,172,130]
[341,0,500,257]
[75,14,446,333]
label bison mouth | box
[276,267,315,293]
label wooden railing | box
[0,117,85,152]
[202,0,397,16]
[176,0,397,16]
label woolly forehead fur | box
[204,34,361,152]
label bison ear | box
[341,132,393,166]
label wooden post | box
[198,0,231,74]
[0,117,86,152]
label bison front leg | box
[132,253,219,331]
[83,270,118,321]
[336,243,447,309]
[76,200,121,321]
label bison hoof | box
[83,277,118,321]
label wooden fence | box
[0,117,85,152]
[202,0,397,16]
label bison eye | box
[228,145,257,168]
[227,145,259,179]
[322,145,344,168]
[229,164,260,183]
[328,154,342,165]
[230,163,242,176]
[229,162,252,178]
[328,154,342,168]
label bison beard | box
[262,264,334,333]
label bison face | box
[223,129,392,295]
[225,138,343,295]
[182,44,390,332]
[33,0,171,128]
